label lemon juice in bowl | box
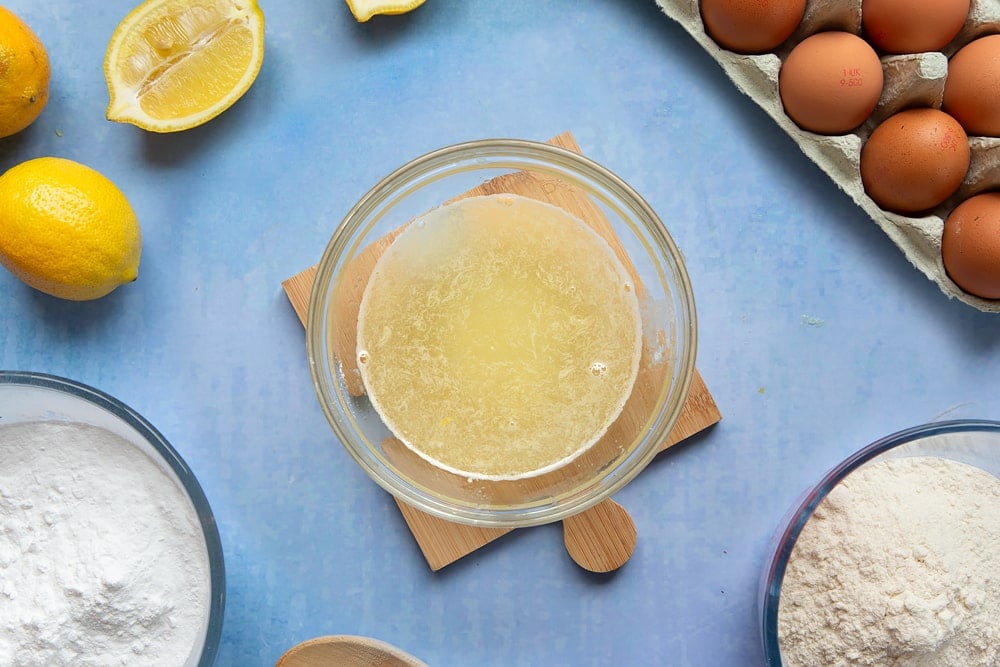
[307,139,698,527]
[356,194,643,480]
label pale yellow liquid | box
[356,194,642,480]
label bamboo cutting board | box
[283,132,721,571]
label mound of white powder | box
[0,421,211,666]
[778,456,1000,666]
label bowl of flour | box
[760,420,1000,667]
[0,371,224,667]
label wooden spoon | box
[276,635,429,667]
[562,498,637,573]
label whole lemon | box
[0,157,142,301]
[0,7,50,139]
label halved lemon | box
[346,0,426,22]
[104,0,265,133]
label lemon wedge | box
[346,0,426,22]
[104,0,265,133]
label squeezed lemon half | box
[346,0,427,22]
[104,0,265,133]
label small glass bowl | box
[0,371,225,667]
[306,138,697,528]
[759,419,1000,665]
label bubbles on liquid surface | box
[499,416,519,432]
[355,193,644,479]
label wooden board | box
[283,132,722,570]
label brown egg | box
[860,108,970,214]
[861,0,970,54]
[943,35,1000,137]
[941,192,1000,299]
[779,32,884,135]
[700,0,806,54]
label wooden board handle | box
[563,498,638,573]
[281,131,722,572]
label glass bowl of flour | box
[760,420,1000,667]
[0,371,224,667]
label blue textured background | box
[2,1,999,665]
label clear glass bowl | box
[759,419,1000,665]
[306,138,697,527]
[0,371,225,667]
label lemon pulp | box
[104,0,264,132]
[356,194,643,480]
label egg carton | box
[656,0,1000,313]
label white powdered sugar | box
[778,456,1000,666]
[0,421,211,666]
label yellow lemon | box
[0,7,50,139]
[346,0,426,22]
[104,0,265,133]
[0,157,142,301]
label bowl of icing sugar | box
[760,420,1000,666]
[0,371,224,667]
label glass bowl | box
[0,371,225,667]
[306,138,697,528]
[759,419,1000,665]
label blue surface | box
[2,1,999,665]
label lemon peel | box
[104,0,265,133]
[346,0,427,22]
[0,7,50,139]
[0,157,142,301]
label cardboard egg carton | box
[656,0,1000,312]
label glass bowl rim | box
[305,137,698,527]
[0,369,226,667]
[759,418,1000,665]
